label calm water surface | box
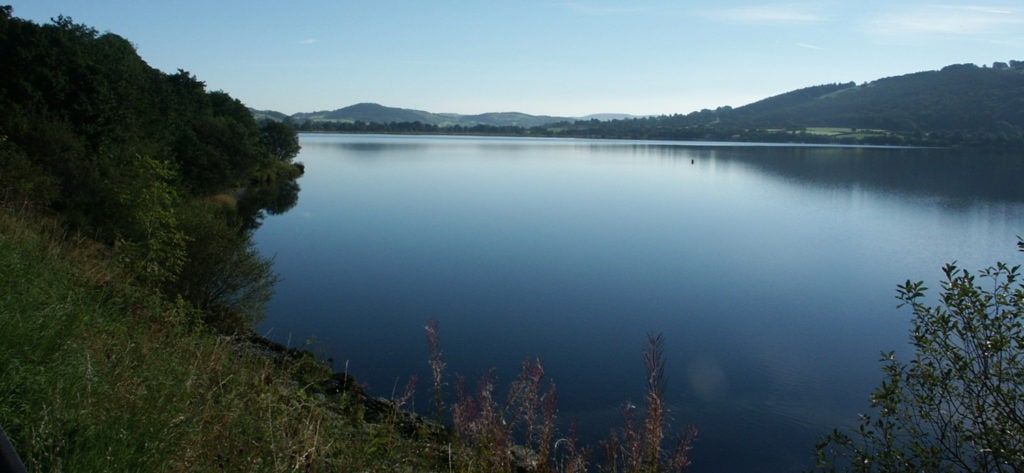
[255,134,1024,472]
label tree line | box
[292,114,1023,148]
[289,62,1024,148]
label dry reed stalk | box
[425,318,445,421]
[642,333,667,469]
[426,321,694,473]
[599,333,695,473]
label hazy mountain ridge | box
[253,102,641,128]
[255,61,1024,146]
[258,102,577,127]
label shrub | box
[168,200,277,333]
[815,240,1024,472]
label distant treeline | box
[287,61,1024,148]
[288,117,1010,148]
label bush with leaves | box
[168,200,278,333]
[816,240,1024,472]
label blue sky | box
[13,1,1024,116]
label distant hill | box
[456,111,571,127]
[256,61,1024,147]
[278,102,577,128]
[250,109,290,122]
[696,61,1024,135]
[257,103,643,128]
[549,60,1024,146]
[292,103,441,125]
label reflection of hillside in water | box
[262,135,1023,473]
[304,134,1024,204]
[619,144,1024,204]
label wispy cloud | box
[865,4,1024,36]
[704,4,827,25]
[796,42,824,51]
[298,38,320,45]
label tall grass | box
[425,319,696,473]
[0,207,442,472]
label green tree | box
[101,153,187,286]
[816,240,1024,472]
[259,120,300,163]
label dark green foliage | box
[0,10,301,206]
[259,120,301,164]
[0,137,58,204]
[550,63,1024,146]
[100,154,187,286]
[719,67,1024,137]
[0,8,300,333]
[169,200,277,333]
[815,241,1024,472]
[728,82,856,120]
[235,180,301,231]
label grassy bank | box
[0,207,446,472]
[0,205,698,472]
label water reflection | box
[578,142,1024,204]
[257,134,1024,473]
[237,179,302,230]
[304,134,1024,204]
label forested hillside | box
[0,5,302,331]
[280,62,1024,148]
[535,62,1024,146]
[718,63,1024,134]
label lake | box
[254,134,1024,472]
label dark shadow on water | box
[259,135,1024,473]
[238,179,301,230]
[612,144,1024,204]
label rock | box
[510,444,541,473]
[321,372,365,397]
